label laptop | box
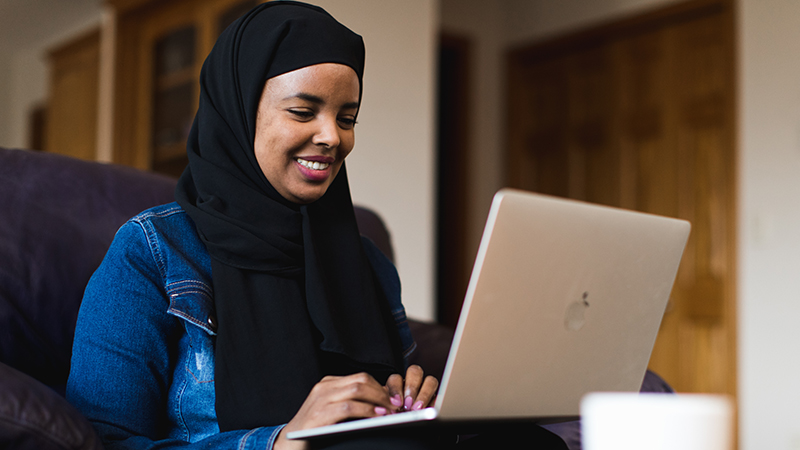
[288,188,691,440]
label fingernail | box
[374,406,387,415]
[412,400,424,411]
[390,395,402,407]
[404,396,413,410]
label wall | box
[738,0,800,448]
[5,51,48,149]
[307,0,439,320]
[0,0,102,149]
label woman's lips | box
[295,157,333,181]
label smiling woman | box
[64,3,441,450]
[254,63,360,204]
[62,2,563,450]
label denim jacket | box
[66,203,415,450]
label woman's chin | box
[281,184,331,205]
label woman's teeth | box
[297,158,330,171]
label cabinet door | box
[114,0,262,177]
[136,1,201,177]
[46,30,100,161]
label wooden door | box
[507,0,736,397]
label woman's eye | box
[288,109,314,120]
[338,117,357,128]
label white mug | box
[581,392,734,450]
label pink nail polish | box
[412,401,424,411]
[374,406,387,415]
[404,396,413,410]
[390,395,402,407]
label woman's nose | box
[312,117,341,148]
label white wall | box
[308,0,439,321]
[5,51,48,149]
[739,0,800,448]
[0,0,102,149]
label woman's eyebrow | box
[289,92,324,104]
[286,93,359,110]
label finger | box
[310,399,389,429]
[330,399,391,422]
[410,376,439,411]
[327,372,393,409]
[402,365,424,410]
[287,373,396,433]
[385,374,404,411]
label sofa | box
[0,147,671,450]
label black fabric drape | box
[174,1,404,431]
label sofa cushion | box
[0,362,102,450]
[0,148,177,391]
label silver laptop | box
[288,188,690,440]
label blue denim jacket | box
[66,203,415,450]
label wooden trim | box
[723,0,739,442]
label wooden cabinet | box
[108,0,262,177]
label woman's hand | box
[274,372,398,450]
[385,365,439,412]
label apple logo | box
[564,291,590,331]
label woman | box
[67,2,436,449]
[67,2,566,449]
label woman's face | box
[254,63,360,204]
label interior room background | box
[0,0,798,449]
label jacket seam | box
[135,218,168,285]
[130,204,187,284]
[238,427,260,450]
[267,424,286,450]
[174,361,191,442]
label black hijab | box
[175,1,405,431]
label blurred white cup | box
[581,392,734,450]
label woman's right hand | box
[274,372,398,450]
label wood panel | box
[507,0,736,399]
[45,29,101,161]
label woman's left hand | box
[385,365,439,412]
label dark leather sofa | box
[0,147,671,450]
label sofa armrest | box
[0,362,101,450]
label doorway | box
[437,33,472,329]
